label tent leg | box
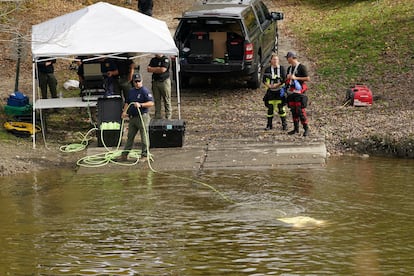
[32,60,36,149]
[174,55,181,120]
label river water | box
[0,156,413,275]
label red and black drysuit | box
[286,63,309,135]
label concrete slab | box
[201,139,326,170]
[77,138,327,174]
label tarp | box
[31,2,181,148]
[31,1,178,57]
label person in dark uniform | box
[137,0,153,16]
[75,55,89,88]
[115,55,135,102]
[262,54,287,131]
[118,73,154,161]
[100,58,119,96]
[37,57,57,99]
[285,51,311,137]
[147,54,172,119]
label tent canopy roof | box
[31,2,178,58]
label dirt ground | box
[1,1,413,177]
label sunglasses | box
[134,80,142,83]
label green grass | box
[282,0,414,92]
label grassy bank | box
[278,0,413,100]
[277,0,413,157]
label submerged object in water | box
[277,216,325,228]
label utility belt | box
[103,75,119,80]
[263,88,285,102]
[152,77,169,82]
[129,112,149,118]
[39,71,54,74]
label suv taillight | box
[245,43,254,61]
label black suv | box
[173,0,283,88]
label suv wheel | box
[247,59,262,89]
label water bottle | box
[59,91,63,98]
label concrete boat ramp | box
[78,138,327,174]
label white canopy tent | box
[31,1,180,148]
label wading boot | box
[303,124,310,137]
[115,153,128,162]
[288,121,299,135]
[265,117,273,130]
[281,117,287,131]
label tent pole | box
[32,59,36,149]
[175,55,181,120]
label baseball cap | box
[133,73,142,82]
[285,51,297,58]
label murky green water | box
[1,156,413,275]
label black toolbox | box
[96,96,123,147]
[149,119,186,148]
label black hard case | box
[149,119,186,148]
[96,97,123,147]
[187,39,213,64]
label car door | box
[254,1,276,60]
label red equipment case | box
[348,84,373,106]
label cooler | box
[149,119,186,148]
[350,84,373,106]
[96,96,123,147]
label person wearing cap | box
[118,73,154,161]
[147,54,172,119]
[285,51,311,136]
[262,53,287,131]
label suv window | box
[243,7,259,35]
[175,18,244,49]
[254,3,266,25]
[258,1,271,20]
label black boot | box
[281,117,287,131]
[288,121,299,135]
[265,117,273,130]
[303,124,309,137]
